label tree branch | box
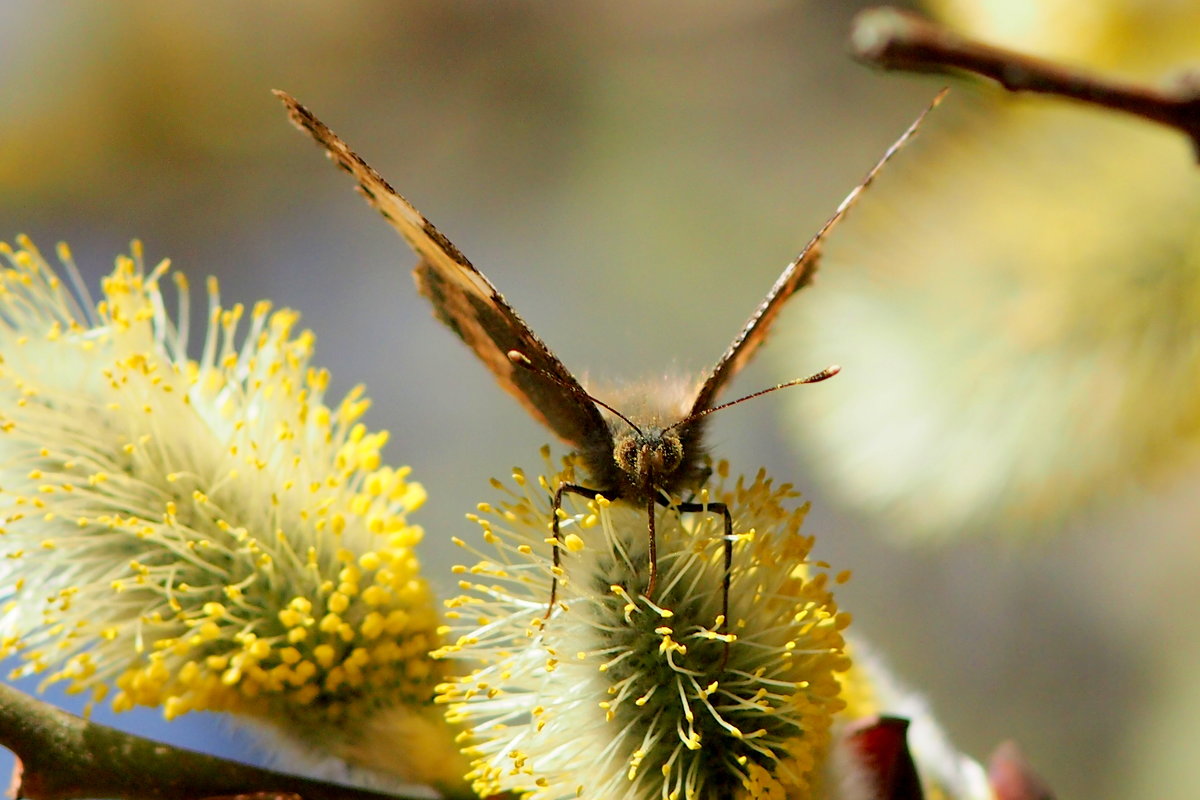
[849,6,1200,160]
[0,682,421,800]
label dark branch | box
[849,6,1200,160]
[0,682,422,800]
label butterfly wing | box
[276,90,609,450]
[689,90,947,416]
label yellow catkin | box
[0,239,461,789]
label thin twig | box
[849,6,1200,160]
[0,682,419,800]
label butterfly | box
[277,88,944,634]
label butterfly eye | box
[656,430,684,475]
[613,435,640,477]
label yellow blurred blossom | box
[782,0,1200,536]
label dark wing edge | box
[275,90,609,449]
[689,88,948,415]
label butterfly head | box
[613,425,685,493]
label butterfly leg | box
[645,492,658,600]
[676,498,734,669]
[548,482,608,619]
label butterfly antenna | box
[507,350,645,435]
[670,365,841,430]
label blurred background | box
[3,1,1199,797]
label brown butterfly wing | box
[688,90,948,417]
[276,90,608,450]
[410,256,611,450]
